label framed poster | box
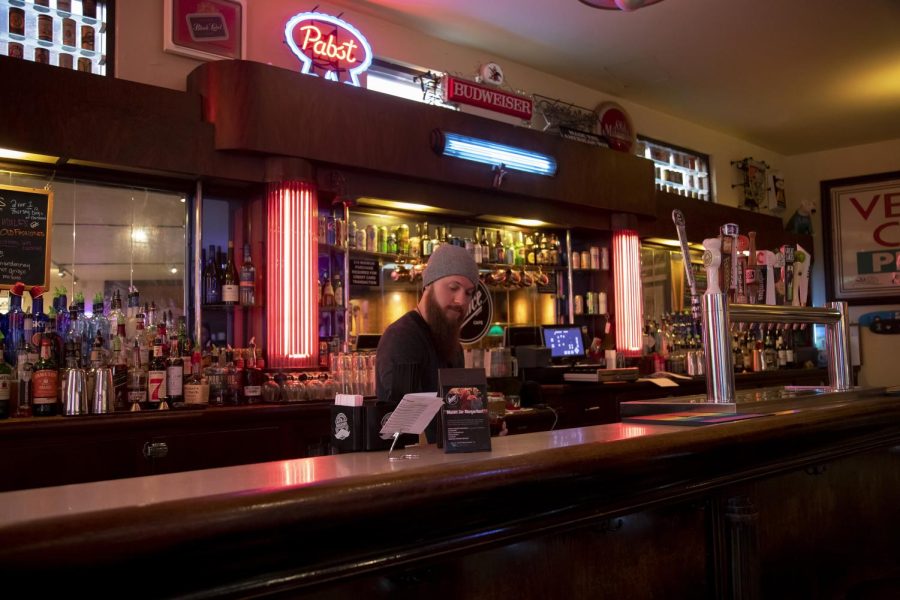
[163,0,245,61]
[820,171,900,304]
[0,184,53,290]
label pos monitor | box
[541,326,585,361]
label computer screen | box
[541,326,585,359]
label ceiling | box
[336,0,900,155]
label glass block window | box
[1,0,109,75]
[637,135,712,202]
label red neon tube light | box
[266,181,319,368]
[613,229,643,357]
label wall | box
[118,1,786,210]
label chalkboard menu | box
[0,185,53,290]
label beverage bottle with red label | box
[147,340,168,410]
[32,335,59,416]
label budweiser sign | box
[443,76,534,120]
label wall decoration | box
[595,101,635,153]
[820,170,900,304]
[163,0,245,61]
[768,170,786,211]
[731,157,769,210]
[284,10,373,86]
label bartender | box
[376,244,479,426]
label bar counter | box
[2,386,899,598]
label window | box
[366,58,453,109]
[636,135,712,202]
[1,0,110,75]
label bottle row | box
[201,240,258,307]
[321,216,568,267]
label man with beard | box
[376,244,479,440]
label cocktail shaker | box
[91,366,115,414]
[62,367,89,416]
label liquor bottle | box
[125,286,140,342]
[107,289,125,348]
[221,241,240,305]
[132,313,150,368]
[242,340,264,405]
[44,309,63,366]
[30,286,48,341]
[223,349,240,405]
[176,316,191,359]
[183,344,207,406]
[7,283,24,366]
[239,243,256,307]
[166,337,184,406]
[321,275,335,307]
[0,337,12,419]
[147,338,168,409]
[90,292,109,355]
[785,331,796,368]
[15,339,32,418]
[409,224,421,259]
[333,275,343,307]
[515,232,526,266]
[470,229,481,264]
[776,333,787,369]
[421,222,432,257]
[479,228,490,264]
[112,323,129,410]
[127,339,147,410]
[764,332,777,370]
[203,245,220,304]
[32,335,59,416]
[494,230,505,265]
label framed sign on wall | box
[821,170,900,304]
[163,0,245,61]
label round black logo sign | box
[459,280,493,344]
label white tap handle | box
[758,250,777,305]
[702,238,722,295]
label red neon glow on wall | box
[613,229,643,357]
[266,181,319,369]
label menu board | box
[0,185,53,290]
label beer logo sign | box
[596,101,636,153]
[459,280,494,344]
[284,11,373,86]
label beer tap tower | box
[677,214,853,405]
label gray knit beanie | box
[422,244,480,288]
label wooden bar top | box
[1,386,898,597]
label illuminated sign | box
[443,76,534,120]
[284,12,372,86]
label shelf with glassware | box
[567,232,614,356]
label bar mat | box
[622,411,771,427]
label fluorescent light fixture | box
[131,228,149,243]
[432,130,557,176]
[0,148,59,164]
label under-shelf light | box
[432,130,557,176]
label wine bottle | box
[203,245,220,304]
[239,243,256,307]
[221,241,240,305]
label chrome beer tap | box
[671,209,701,320]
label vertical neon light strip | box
[267,181,318,368]
[613,229,643,357]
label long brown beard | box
[422,288,463,362]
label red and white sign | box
[443,76,534,121]
[596,101,636,153]
[285,12,373,86]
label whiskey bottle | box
[147,339,167,409]
[221,241,240,305]
[166,338,184,406]
[239,243,256,307]
[32,335,59,416]
[242,340,264,405]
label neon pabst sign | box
[284,12,372,86]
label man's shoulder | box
[383,311,425,335]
